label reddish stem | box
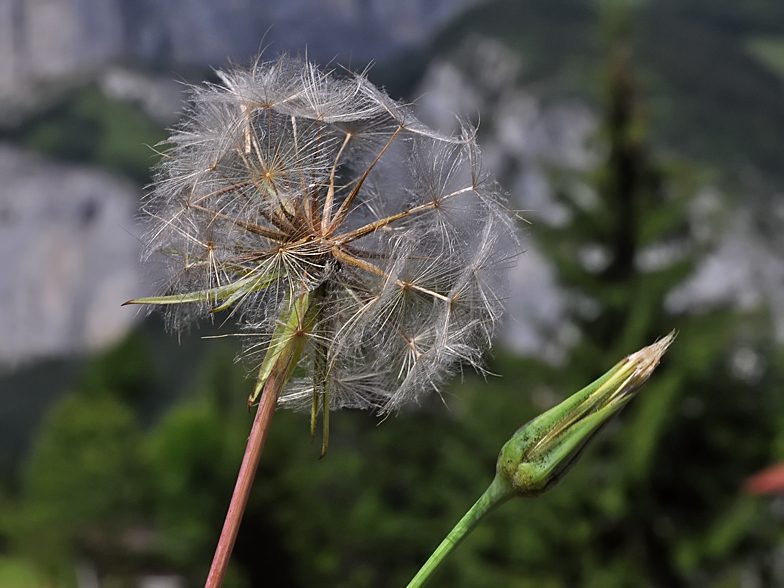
[204,366,285,588]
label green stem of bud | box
[404,332,674,588]
[405,475,514,588]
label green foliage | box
[1,335,254,587]
[80,329,158,405]
[9,391,147,583]
[0,555,65,588]
[1,86,166,183]
[144,351,252,588]
[746,36,784,81]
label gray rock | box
[0,0,483,114]
[666,211,784,342]
[0,143,146,366]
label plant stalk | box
[405,475,513,588]
[204,361,288,588]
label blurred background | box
[2,0,784,586]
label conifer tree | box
[515,8,783,586]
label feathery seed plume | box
[129,55,520,429]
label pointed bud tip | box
[626,330,676,385]
[496,331,676,498]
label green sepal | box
[248,289,319,406]
[123,269,280,308]
[210,271,282,312]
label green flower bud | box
[497,332,675,497]
[405,334,675,588]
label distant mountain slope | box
[431,0,784,188]
[0,0,482,108]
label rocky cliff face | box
[0,0,482,111]
[0,144,145,366]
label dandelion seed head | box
[140,54,521,414]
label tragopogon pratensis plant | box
[125,55,520,587]
[130,55,519,435]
